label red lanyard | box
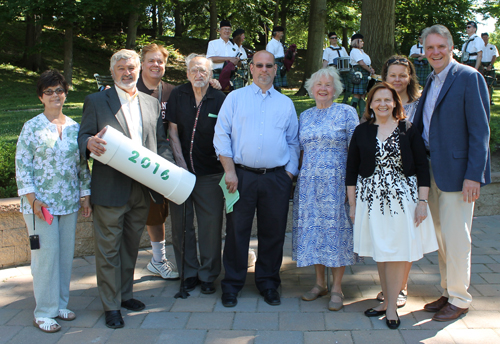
[189,100,204,173]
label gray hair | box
[351,39,362,49]
[305,67,343,100]
[422,24,454,49]
[110,49,141,72]
[185,53,214,71]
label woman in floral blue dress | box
[292,67,359,311]
[16,70,92,333]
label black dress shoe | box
[386,315,401,330]
[200,281,216,294]
[105,310,124,329]
[184,277,200,292]
[364,308,386,317]
[221,293,238,307]
[121,298,145,311]
[261,289,280,306]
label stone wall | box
[1,172,498,269]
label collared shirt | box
[213,83,300,175]
[237,45,248,60]
[322,45,348,65]
[266,38,285,58]
[115,85,143,142]
[165,83,226,176]
[16,114,91,215]
[136,74,175,124]
[350,48,371,66]
[422,59,456,149]
[462,34,484,60]
[482,43,499,63]
[409,43,424,56]
[207,38,239,70]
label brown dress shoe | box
[423,296,449,312]
[432,302,468,321]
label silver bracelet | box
[419,199,428,203]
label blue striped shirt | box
[214,83,300,175]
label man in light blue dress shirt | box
[214,50,300,307]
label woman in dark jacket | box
[346,82,438,329]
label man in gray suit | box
[413,25,491,322]
[78,49,174,329]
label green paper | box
[219,173,239,213]
[208,113,218,118]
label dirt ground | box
[492,149,500,173]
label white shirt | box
[482,43,499,63]
[266,38,285,58]
[115,85,143,143]
[237,45,248,60]
[462,34,484,60]
[350,48,371,66]
[409,43,425,56]
[322,45,348,65]
[206,38,239,69]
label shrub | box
[0,142,17,198]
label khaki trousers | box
[428,162,474,308]
[93,182,150,311]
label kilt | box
[273,61,288,87]
[340,71,351,93]
[350,65,370,95]
[464,60,477,67]
[415,64,432,87]
[213,69,222,80]
[233,68,247,89]
[481,62,496,87]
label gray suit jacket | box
[78,86,174,206]
[413,61,491,192]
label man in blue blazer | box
[413,25,491,322]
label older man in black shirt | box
[166,54,226,294]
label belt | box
[213,68,222,73]
[235,164,284,174]
[275,58,284,62]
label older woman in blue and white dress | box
[293,67,360,311]
[16,70,92,333]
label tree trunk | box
[209,0,217,41]
[280,0,287,43]
[126,11,139,49]
[24,13,43,72]
[295,0,327,96]
[360,0,395,73]
[158,2,163,36]
[152,2,157,38]
[342,27,348,50]
[274,0,280,27]
[64,24,73,87]
[173,0,184,37]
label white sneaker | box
[147,258,179,280]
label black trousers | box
[221,166,292,294]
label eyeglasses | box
[386,58,409,66]
[43,88,65,96]
[330,37,338,39]
[466,25,473,29]
[189,68,209,75]
[253,63,274,69]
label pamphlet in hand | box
[219,174,240,213]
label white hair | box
[110,49,141,71]
[422,24,454,49]
[185,53,214,72]
[305,67,343,100]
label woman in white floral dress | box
[15,70,92,333]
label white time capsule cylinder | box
[90,125,196,205]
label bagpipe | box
[281,43,297,77]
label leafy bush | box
[0,142,17,198]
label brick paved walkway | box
[1,215,500,343]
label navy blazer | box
[346,120,430,187]
[412,61,491,192]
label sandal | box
[376,291,384,301]
[58,309,76,321]
[302,284,328,301]
[33,317,61,333]
[397,290,407,308]
[328,291,344,311]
